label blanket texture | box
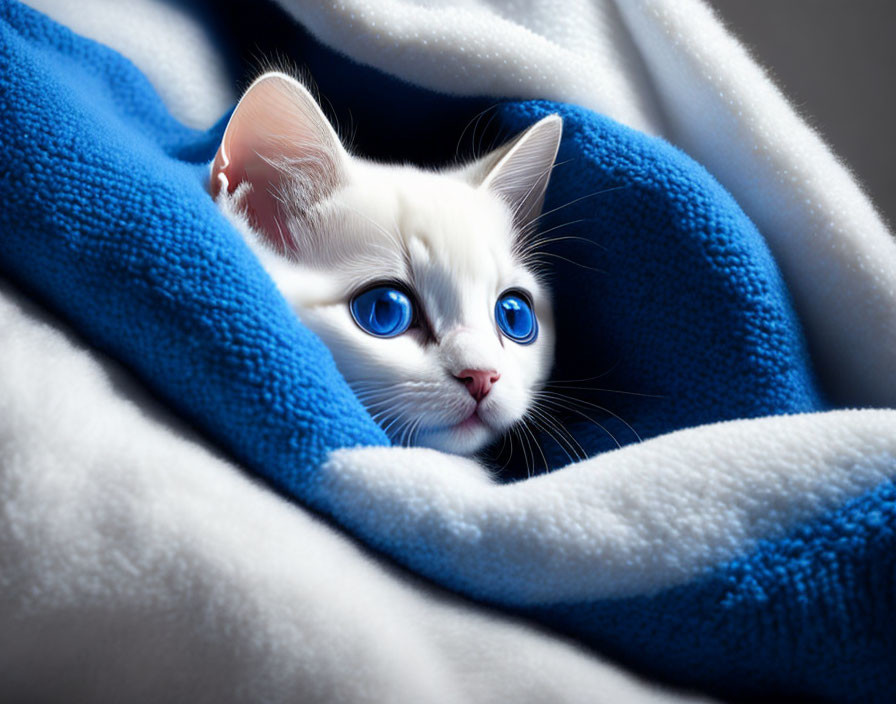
[0,282,707,704]
[3,0,896,701]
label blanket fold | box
[0,280,712,704]
[3,0,896,701]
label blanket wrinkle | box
[4,0,896,702]
[0,279,713,704]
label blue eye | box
[351,285,414,337]
[495,291,538,344]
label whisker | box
[399,417,417,448]
[539,390,642,443]
[538,395,623,449]
[381,414,406,439]
[494,431,509,461]
[513,424,533,478]
[537,390,642,448]
[466,109,503,162]
[529,184,631,226]
[493,427,518,475]
[546,364,622,385]
[517,232,606,256]
[544,382,665,399]
[528,402,588,463]
[525,410,577,466]
[523,251,607,274]
[517,218,596,248]
[521,420,550,475]
[408,416,424,447]
[517,422,542,477]
[369,408,393,425]
[455,103,501,164]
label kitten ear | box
[465,114,562,229]
[210,72,349,253]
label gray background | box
[708,0,895,229]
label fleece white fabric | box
[320,409,896,602]
[8,0,896,699]
[23,0,236,128]
[0,283,712,703]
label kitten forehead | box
[335,160,519,279]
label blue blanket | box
[1,1,893,701]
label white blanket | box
[7,0,896,700]
[0,283,707,702]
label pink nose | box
[455,369,500,402]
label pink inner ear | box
[211,74,348,257]
[211,132,293,255]
[210,73,351,257]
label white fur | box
[268,162,554,455]
[214,74,561,455]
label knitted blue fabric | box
[3,1,892,702]
[491,101,825,469]
[0,0,388,490]
[531,479,896,702]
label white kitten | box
[211,72,560,456]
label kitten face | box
[212,73,560,455]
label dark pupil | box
[495,294,536,343]
[374,294,398,329]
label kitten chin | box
[212,71,560,457]
[418,417,500,456]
